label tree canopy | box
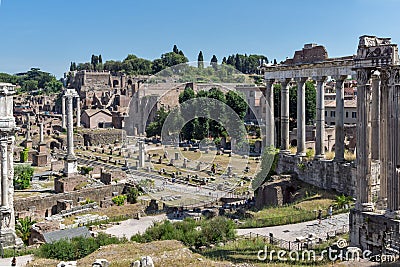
[0,68,63,95]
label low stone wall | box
[276,153,358,196]
[14,183,125,220]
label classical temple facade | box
[263,35,400,253]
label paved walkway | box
[237,213,349,242]
[104,214,167,239]
[0,255,33,267]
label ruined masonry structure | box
[263,35,400,254]
[0,83,23,247]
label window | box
[330,111,335,117]
[346,112,349,118]
[325,111,328,117]
[352,112,357,118]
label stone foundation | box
[276,153,380,197]
[350,209,400,255]
[14,183,125,220]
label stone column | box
[280,78,291,153]
[76,96,81,128]
[333,75,347,162]
[379,70,389,207]
[387,70,400,212]
[371,72,380,160]
[138,141,145,168]
[295,77,307,156]
[7,136,15,230]
[265,79,275,148]
[355,69,373,211]
[314,76,326,159]
[62,96,66,129]
[66,95,75,158]
[1,140,8,207]
[39,122,44,143]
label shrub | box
[36,232,124,261]
[20,148,29,163]
[14,164,33,189]
[131,217,236,247]
[126,187,139,204]
[112,195,127,206]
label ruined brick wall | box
[14,184,125,220]
[81,128,126,146]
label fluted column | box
[265,79,275,148]
[314,76,326,159]
[333,75,347,162]
[62,96,66,129]
[1,140,8,207]
[387,69,400,212]
[76,96,81,128]
[280,78,291,153]
[295,77,307,156]
[379,70,389,208]
[371,72,380,160]
[66,95,75,158]
[355,69,373,211]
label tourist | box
[317,209,322,224]
[328,206,333,218]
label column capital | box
[265,79,275,87]
[332,75,348,82]
[294,77,308,84]
[313,76,327,83]
[279,78,292,87]
[371,70,380,80]
[356,69,371,85]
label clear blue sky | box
[0,0,399,78]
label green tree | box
[253,146,279,190]
[44,79,63,94]
[197,51,204,69]
[16,217,36,245]
[225,90,248,120]
[127,187,140,204]
[333,194,353,209]
[161,52,188,67]
[22,80,38,92]
[305,80,316,125]
[146,107,170,137]
[98,54,103,64]
[14,164,33,189]
[210,55,218,67]
[173,44,179,54]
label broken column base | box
[64,159,78,177]
[0,208,23,248]
[350,208,400,255]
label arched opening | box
[127,79,133,85]
[290,139,297,147]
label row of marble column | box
[265,75,348,161]
[355,68,400,214]
[61,95,80,129]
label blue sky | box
[0,0,399,78]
